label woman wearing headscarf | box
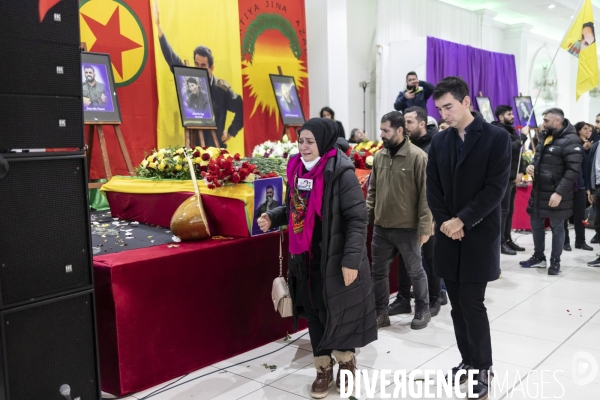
[258,118,376,399]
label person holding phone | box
[393,72,435,113]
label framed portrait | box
[173,66,216,128]
[251,177,284,237]
[81,52,122,123]
[513,96,538,128]
[475,97,495,123]
[269,75,306,126]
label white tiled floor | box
[115,228,600,399]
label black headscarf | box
[299,118,339,156]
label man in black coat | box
[492,105,529,255]
[393,72,435,113]
[427,77,511,400]
[520,108,582,275]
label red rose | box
[234,154,241,161]
[231,172,241,183]
[207,183,215,189]
[221,149,229,155]
[201,153,210,161]
[215,181,222,188]
[193,151,200,157]
[201,171,207,177]
[345,148,352,156]
[200,165,208,172]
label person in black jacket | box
[320,107,346,139]
[153,2,243,148]
[492,105,529,255]
[257,119,376,398]
[563,122,593,251]
[427,77,511,400]
[520,109,582,275]
[387,106,443,318]
[393,72,435,113]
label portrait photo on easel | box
[270,74,305,126]
[81,52,122,124]
[173,65,217,128]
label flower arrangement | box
[136,146,279,189]
[346,141,384,169]
[252,140,299,159]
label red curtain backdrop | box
[79,0,158,179]
[238,0,310,155]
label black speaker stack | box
[0,1,101,399]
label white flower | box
[366,155,374,167]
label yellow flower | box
[158,148,166,154]
[158,163,166,171]
[156,153,164,161]
[195,157,203,164]
[176,148,185,155]
[176,164,182,171]
[207,147,220,158]
[148,162,157,169]
[244,173,256,183]
[141,160,148,168]
[146,155,154,162]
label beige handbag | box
[272,230,293,318]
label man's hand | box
[450,229,464,241]
[100,93,107,103]
[153,0,163,38]
[419,234,430,246]
[257,213,272,232]
[440,218,464,237]
[522,126,530,135]
[526,164,534,176]
[431,222,435,236]
[584,140,592,151]
[342,267,358,286]
[549,192,562,208]
[404,90,416,100]
[514,172,524,184]
[222,132,232,143]
[588,190,594,204]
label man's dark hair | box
[193,46,214,68]
[406,71,418,80]
[320,106,335,119]
[437,118,446,125]
[83,65,95,72]
[595,112,600,118]
[542,107,565,121]
[432,76,470,102]
[350,128,360,140]
[404,106,428,123]
[495,105,513,120]
[186,77,198,85]
[381,111,405,131]
[266,185,274,191]
[582,22,595,40]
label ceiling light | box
[549,4,555,9]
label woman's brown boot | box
[333,350,357,393]
[311,355,335,399]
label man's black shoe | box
[575,242,594,251]
[440,291,448,305]
[548,261,561,275]
[506,240,525,251]
[445,362,472,386]
[564,243,572,252]
[469,370,494,399]
[501,242,516,255]
[592,234,598,244]
[388,296,411,315]
[429,297,441,317]
[588,254,600,266]
[376,312,391,329]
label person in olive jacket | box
[520,108,582,275]
[257,118,376,399]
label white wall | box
[346,0,377,137]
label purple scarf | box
[286,148,337,255]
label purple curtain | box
[426,37,519,122]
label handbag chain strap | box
[279,229,284,277]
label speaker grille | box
[0,38,81,97]
[3,291,99,399]
[0,0,80,45]
[0,94,84,150]
[0,155,92,307]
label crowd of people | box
[256,74,599,399]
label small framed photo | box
[173,66,216,128]
[81,52,122,123]
[270,75,305,126]
[514,96,538,128]
[252,177,284,236]
[475,96,495,123]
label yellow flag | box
[561,0,599,100]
